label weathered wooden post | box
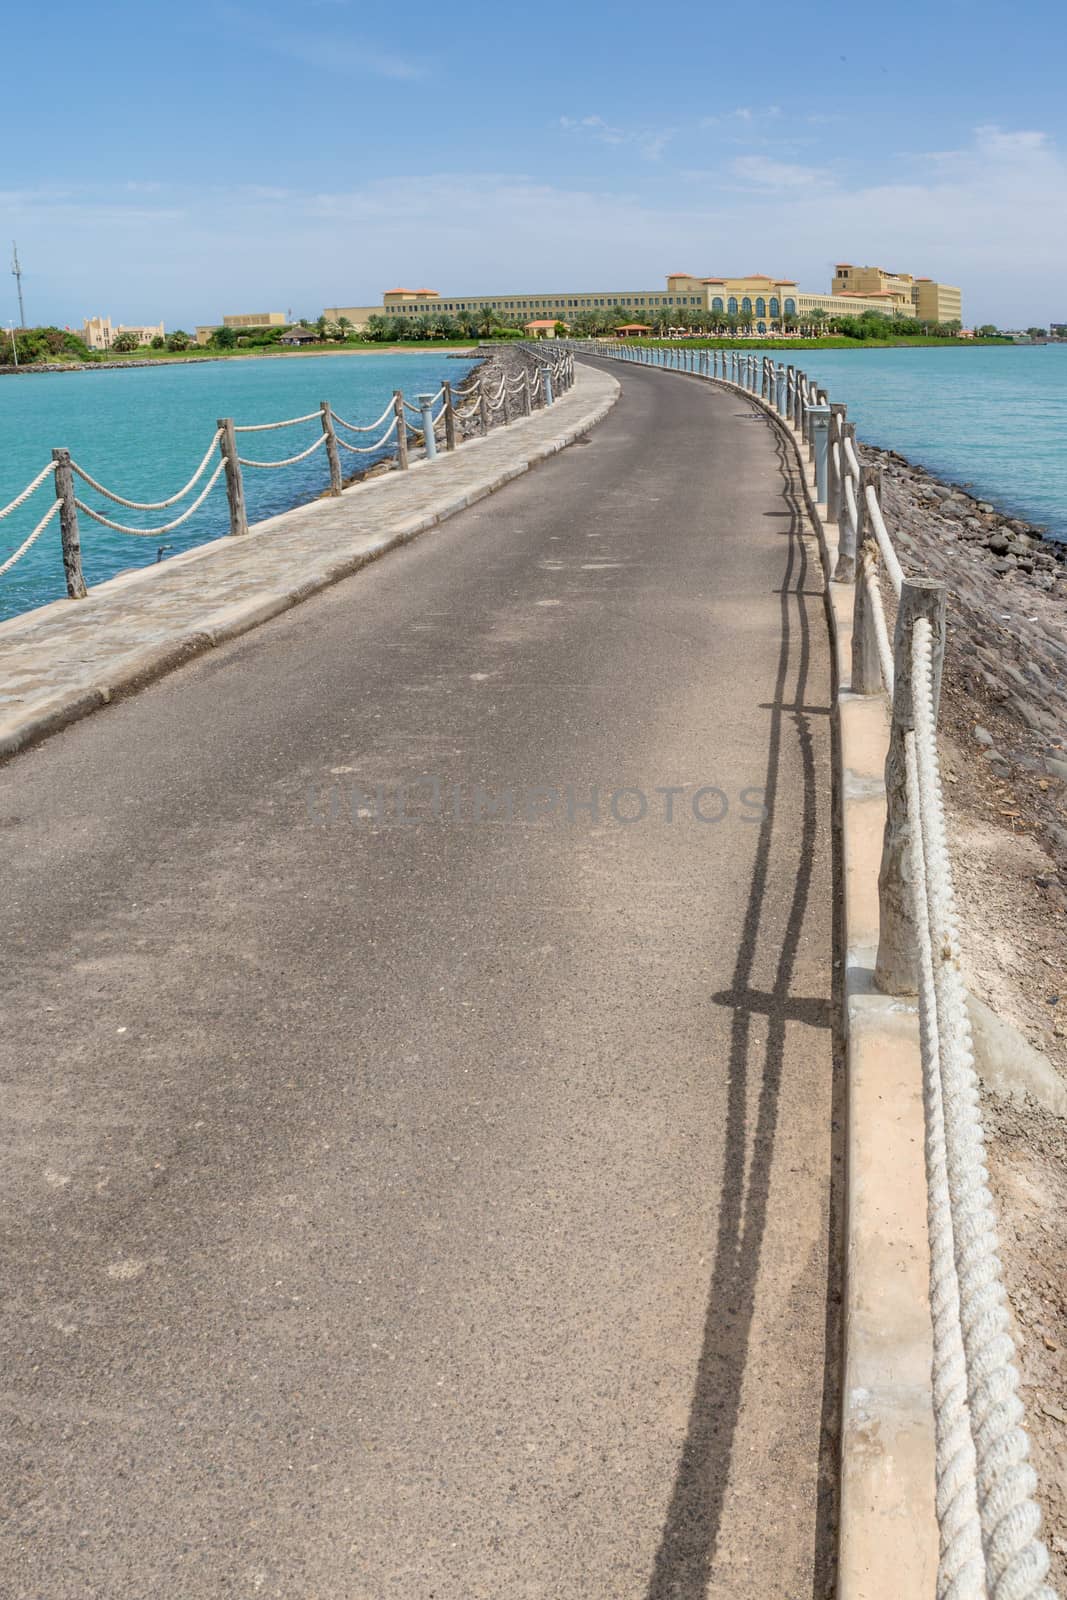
[851,541,884,694]
[216,418,248,537]
[441,381,457,451]
[478,380,491,434]
[320,401,342,495]
[875,577,947,994]
[520,370,532,416]
[51,448,87,598]
[393,391,409,469]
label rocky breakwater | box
[864,442,1067,842]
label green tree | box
[315,314,328,338]
[337,315,352,338]
[111,331,140,353]
[166,329,191,351]
[150,334,165,349]
[977,324,999,338]
[212,325,237,349]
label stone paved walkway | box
[0,364,618,759]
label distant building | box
[524,318,563,338]
[82,315,165,350]
[279,327,317,345]
[324,265,964,333]
[195,312,288,345]
[833,265,962,325]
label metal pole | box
[810,404,831,503]
[418,393,437,460]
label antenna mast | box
[11,241,25,329]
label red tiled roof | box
[385,287,414,294]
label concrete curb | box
[608,360,936,1596]
[714,372,937,1598]
[0,378,619,762]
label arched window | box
[769,297,779,317]
[755,297,766,318]
[741,297,752,315]
[712,297,724,312]
[727,296,738,315]
[784,297,796,316]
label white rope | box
[910,618,1056,1600]
[335,417,399,455]
[332,400,396,434]
[74,458,226,535]
[866,484,906,597]
[904,727,986,1600]
[69,431,222,510]
[0,497,60,576]
[862,556,895,694]
[232,410,321,433]
[0,460,57,521]
[237,434,328,469]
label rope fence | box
[575,333,1059,1600]
[1,345,575,602]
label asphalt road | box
[0,359,838,1599]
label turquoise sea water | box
[0,352,475,621]
[780,344,1067,541]
[2,345,1065,622]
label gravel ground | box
[862,441,1067,1584]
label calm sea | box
[0,351,476,621]
[2,344,1065,622]
[782,344,1067,540]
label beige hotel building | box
[324,264,962,332]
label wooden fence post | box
[441,381,457,451]
[51,448,87,598]
[851,541,884,694]
[520,370,532,416]
[874,578,947,994]
[478,380,490,436]
[320,401,342,495]
[393,391,409,469]
[216,418,248,537]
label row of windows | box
[387,293,705,315]
[708,296,797,317]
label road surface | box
[0,359,838,1599]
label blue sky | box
[3,0,1065,328]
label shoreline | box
[0,344,483,377]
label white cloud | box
[9,125,1066,328]
[559,114,676,161]
[731,155,833,190]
